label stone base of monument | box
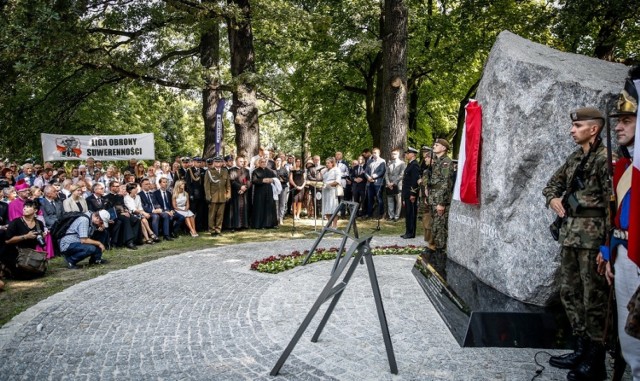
[413,254,572,348]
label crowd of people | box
[0,144,458,285]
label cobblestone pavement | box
[0,235,582,380]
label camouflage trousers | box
[559,247,609,341]
[425,205,449,250]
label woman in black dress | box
[251,158,278,229]
[288,158,306,220]
[2,200,47,279]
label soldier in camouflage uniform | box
[542,107,610,380]
[599,66,640,380]
[424,139,453,257]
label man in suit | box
[350,157,367,216]
[154,177,184,238]
[104,180,139,249]
[87,182,126,249]
[139,178,164,240]
[385,149,406,221]
[401,147,420,239]
[365,147,386,218]
[41,185,64,229]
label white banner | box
[41,133,155,161]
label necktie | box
[162,192,167,210]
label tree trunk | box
[380,0,408,159]
[593,3,622,61]
[227,0,260,157]
[407,76,419,134]
[201,5,222,158]
[364,52,383,149]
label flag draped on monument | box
[628,80,640,267]
[453,99,482,204]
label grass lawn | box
[0,216,411,327]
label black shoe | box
[549,336,588,369]
[67,262,80,270]
[171,232,179,238]
[90,259,109,265]
[400,234,406,238]
[566,341,606,381]
[210,231,219,236]
[151,235,160,242]
[402,234,415,239]
[126,242,138,250]
[163,236,174,241]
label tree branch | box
[83,62,194,89]
[150,47,200,67]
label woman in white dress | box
[123,182,158,244]
[321,157,340,228]
[172,180,198,237]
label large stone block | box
[448,31,629,306]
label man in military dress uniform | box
[542,107,610,381]
[177,157,190,181]
[401,147,420,239]
[424,139,453,256]
[600,66,640,380]
[204,156,231,236]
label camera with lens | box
[36,233,46,247]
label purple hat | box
[15,179,29,192]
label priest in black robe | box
[225,156,251,230]
[251,158,278,229]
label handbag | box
[16,221,48,276]
[336,183,344,197]
[16,248,48,276]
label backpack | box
[50,212,90,256]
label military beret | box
[570,107,604,122]
[436,138,450,150]
[406,147,419,154]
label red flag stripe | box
[460,100,482,204]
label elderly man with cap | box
[204,156,231,236]
[59,210,111,269]
[599,66,640,381]
[542,107,610,380]
[8,180,30,221]
[401,147,420,238]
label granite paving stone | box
[0,236,608,380]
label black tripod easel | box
[301,200,359,274]
[270,234,398,376]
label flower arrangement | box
[250,245,423,274]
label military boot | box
[566,341,606,381]
[549,336,588,369]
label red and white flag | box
[628,80,640,266]
[453,99,482,204]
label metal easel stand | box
[302,200,360,274]
[270,235,398,376]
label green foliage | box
[0,0,638,163]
